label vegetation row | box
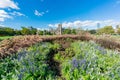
[0,41,120,80]
[1,34,120,58]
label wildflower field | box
[0,35,120,80]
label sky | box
[0,0,120,30]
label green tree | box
[28,26,37,35]
[71,29,77,34]
[63,28,71,34]
[38,30,44,35]
[5,28,15,35]
[88,29,96,34]
[97,26,114,34]
[0,27,15,36]
[116,27,120,34]
[21,27,30,35]
[15,30,22,35]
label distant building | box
[48,23,62,35]
[115,24,120,33]
[116,24,120,28]
[55,24,62,35]
[97,23,100,29]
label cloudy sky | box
[0,0,120,29]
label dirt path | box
[46,49,61,76]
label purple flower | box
[79,59,86,69]
[18,73,23,80]
[72,58,79,68]
[95,46,107,54]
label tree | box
[71,29,77,34]
[63,28,71,34]
[38,30,44,35]
[15,30,22,35]
[21,27,31,35]
[5,28,15,36]
[97,26,114,34]
[116,27,120,34]
[88,29,96,34]
[0,27,15,36]
[28,26,37,35]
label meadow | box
[0,36,13,41]
[0,35,120,80]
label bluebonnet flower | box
[101,50,107,54]
[72,58,79,68]
[18,73,23,80]
[95,46,107,54]
[79,59,87,70]
[20,68,26,73]
[31,66,35,73]
[27,59,33,66]
[80,59,86,64]
[17,50,28,61]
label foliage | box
[0,35,94,57]
[88,29,96,34]
[61,41,120,80]
[63,28,77,34]
[0,39,120,80]
[97,26,114,34]
[0,42,60,80]
[0,26,37,36]
[21,27,29,35]
[0,27,15,36]
[116,27,120,34]
[38,30,44,35]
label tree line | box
[0,26,37,36]
[0,26,120,36]
[88,26,120,35]
[0,26,77,36]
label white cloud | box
[34,10,44,16]
[48,20,120,29]
[0,0,23,22]
[34,10,49,16]
[0,0,19,9]
[0,10,25,22]
[48,24,53,27]
[0,10,12,21]
[10,11,25,16]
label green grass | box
[0,36,13,41]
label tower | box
[116,24,120,29]
[58,24,62,35]
[97,23,100,29]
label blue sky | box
[0,0,120,29]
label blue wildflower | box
[72,58,79,68]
